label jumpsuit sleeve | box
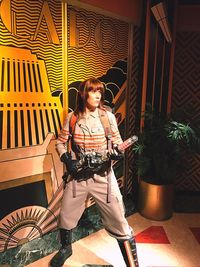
[108,112,123,146]
[56,112,72,158]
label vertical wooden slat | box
[152,24,158,108]
[140,0,150,129]
[167,0,178,114]
[159,39,166,112]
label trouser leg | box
[90,173,139,266]
[117,236,139,267]
[50,229,72,267]
[91,172,133,239]
[59,179,89,229]
[50,179,89,266]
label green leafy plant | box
[133,104,200,185]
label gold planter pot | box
[138,180,174,221]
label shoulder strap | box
[69,112,78,136]
[67,112,78,153]
[98,109,112,138]
[98,108,112,150]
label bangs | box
[88,84,104,94]
[85,79,104,94]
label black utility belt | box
[62,153,111,183]
[82,152,109,167]
[74,159,111,182]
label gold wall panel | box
[0,0,63,253]
[67,5,129,84]
[0,0,62,91]
[172,31,200,191]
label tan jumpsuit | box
[56,108,133,240]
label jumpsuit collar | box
[81,108,99,119]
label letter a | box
[33,1,60,44]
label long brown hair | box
[75,77,105,114]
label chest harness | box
[67,108,113,202]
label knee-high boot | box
[50,229,72,267]
[117,236,139,267]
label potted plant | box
[133,104,199,220]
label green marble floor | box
[0,196,136,267]
[0,206,102,267]
[1,191,199,267]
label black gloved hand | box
[60,152,79,176]
[109,146,124,160]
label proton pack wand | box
[117,135,138,152]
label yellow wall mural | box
[0,0,130,256]
[0,45,62,149]
[67,5,128,83]
[0,0,63,253]
[67,4,129,126]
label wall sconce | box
[151,2,172,43]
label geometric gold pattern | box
[67,5,129,84]
[172,31,200,191]
[0,45,62,149]
[126,26,141,195]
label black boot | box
[117,236,139,267]
[50,229,72,267]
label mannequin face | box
[86,90,102,111]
